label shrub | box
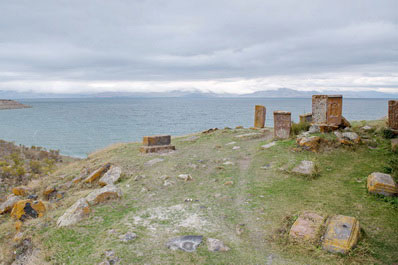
[382,128,395,139]
[30,160,42,174]
[291,122,310,136]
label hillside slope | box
[0,120,397,264]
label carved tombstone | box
[274,111,291,139]
[388,100,398,130]
[312,95,342,126]
[140,135,175,153]
[254,105,266,128]
[312,95,328,124]
[327,95,343,126]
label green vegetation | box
[1,121,397,264]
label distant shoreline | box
[0,99,31,110]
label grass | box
[1,122,398,264]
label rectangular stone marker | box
[273,111,291,139]
[140,135,175,153]
[312,95,343,126]
[388,100,398,130]
[327,95,343,126]
[143,135,171,146]
[299,113,312,123]
[367,172,398,196]
[254,105,266,128]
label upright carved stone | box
[388,100,398,130]
[254,105,266,128]
[274,111,291,139]
[312,95,342,127]
[140,135,175,153]
[299,113,312,123]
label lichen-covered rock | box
[207,238,230,252]
[12,187,31,197]
[57,198,90,227]
[166,235,203,252]
[292,161,316,176]
[296,136,321,152]
[10,200,46,220]
[84,163,111,183]
[99,166,122,186]
[85,185,122,205]
[289,212,324,243]
[367,172,398,196]
[0,194,21,214]
[342,132,361,144]
[322,215,360,254]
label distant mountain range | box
[0,88,397,99]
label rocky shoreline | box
[0,99,31,110]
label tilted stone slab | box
[99,166,122,186]
[84,163,111,183]
[0,194,21,214]
[143,135,171,146]
[367,172,398,196]
[254,105,266,128]
[85,185,122,205]
[322,215,360,254]
[12,186,31,197]
[57,198,90,227]
[140,145,176,153]
[289,212,324,243]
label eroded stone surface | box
[85,185,122,205]
[84,163,111,183]
[57,198,90,227]
[322,215,360,254]
[274,111,291,139]
[0,194,21,214]
[11,200,46,220]
[296,136,321,152]
[166,235,203,252]
[292,161,316,176]
[312,95,328,124]
[289,212,324,242]
[367,172,398,196]
[207,238,230,252]
[254,105,266,128]
[99,166,122,186]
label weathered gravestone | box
[388,100,398,130]
[312,95,343,126]
[254,105,266,128]
[273,111,291,139]
[289,212,324,243]
[367,172,398,196]
[299,113,312,123]
[140,135,176,153]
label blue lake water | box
[0,97,391,158]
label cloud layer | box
[0,0,397,94]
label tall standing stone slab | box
[254,105,266,128]
[388,100,398,130]
[327,95,343,126]
[312,95,328,124]
[274,111,291,139]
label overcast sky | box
[0,0,397,94]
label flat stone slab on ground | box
[322,215,360,254]
[144,158,164,166]
[292,161,316,176]
[207,238,230,252]
[289,212,324,243]
[367,172,398,196]
[166,235,203,252]
[85,185,122,205]
[57,198,90,227]
[99,166,122,186]
[261,142,276,149]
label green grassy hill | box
[0,120,397,264]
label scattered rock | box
[99,250,121,265]
[224,181,234,186]
[177,174,193,182]
[85,185,122,205]
[235,126,244,129]
[163,180,174,187]
[260,164,271,170]
[225,141,237,146]
[292,161,316,176]
[72,176,84,184]
[144,158,164,166]
[207,238,230,252]
[134,175,145,181]
[223,161,234,166]
[340,116,351,128]
[12,187,31,197]
[367,172,398,196]
[289,212,324,243]
[362,125,373,131]
[11,200,46,220]
[84,163,111,183]
[99,166,122,186]
[119,232,137,243]
[232,146,241,150]
[202,128,218,134]
[234,133,262,140]
[0,194,21,214]
[261,142,276,149]
[308,125,320,133]
[322,215,360,254]
[296,136,321,152]
[166,235,203,252]
[57,198,90,227]
[342,132,361,144]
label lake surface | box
[0,97,391,158]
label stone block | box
[322,215,360,254]
[99,166,122,186]
[0,194,21,214]
[389,100,398,130]
[85,185,122,205]
[254,105,266,128]
[289,212,324,242]
[299,113,312,123]
[139,145,176,153]
[292,161,316,176]
[273,111,291,139]
[143,135,171,146]
[312,95,328,124]
[296,136,321,152]
[312,95,343,126]
[84,163,111,183]
[10,199,46,220]
[367,172,398,196]
[57,198,90,227]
